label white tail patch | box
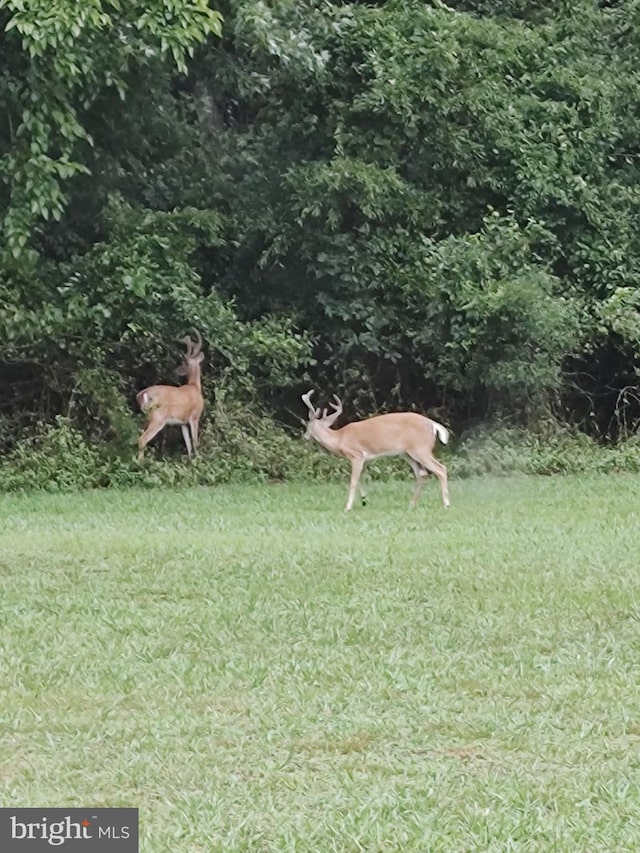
[433,422,449,445]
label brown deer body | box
[137,330,204,460]
[302,390,450,511]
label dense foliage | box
[1,0,639,483]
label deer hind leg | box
[415,453,450,508]
[345,457,365,512]
[407,456,429,508]
[138,413,168,460]
[181,424,193,457]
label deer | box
[301,390,450,511]
[136,330,205,460]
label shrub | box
[452,424,640,477]
[2,411,639,493]
[0,402,341,492]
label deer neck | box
[311,422,344,455]
[186,363,202,392]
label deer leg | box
[345,457,365,512]
[189,416,200,454]
[416,453,450,508]
[138,415,168,460]
[407,456,429,508]
[359,463,368,506]
[181,424,193,457]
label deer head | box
[301,390,343,439]
[175,329,204,378]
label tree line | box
[1,0,639,466]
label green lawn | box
[1,475,640,851]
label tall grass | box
[2,475,640,851]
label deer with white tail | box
[301,390,450,511]
[136,330,204,460]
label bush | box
[2,411,640,493]
[0,417,110,492]
[452,423,640,477]
[0,403,343,492]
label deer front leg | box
[181,424,193,457]
[345,457,365,512]
[359,466,368,507]
[189,415,200,454]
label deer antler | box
[189,328,202,356]
[322,394,342,426]
[181,335,194,357]
[181,328,202,359]
[301,389,321,419]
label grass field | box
[2,474,640,851]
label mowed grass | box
[1,474,640,851]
